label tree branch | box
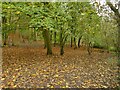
[107,2,120,18]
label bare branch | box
[107,1,120,18]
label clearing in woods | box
[2,43,119,88]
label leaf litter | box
[2,46,119,88]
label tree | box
[106,1,120,57]
[23,2,53,55]
[2,2,108,55]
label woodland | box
[1,1,120,88]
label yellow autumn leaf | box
[47,84,50,87]
[13,75,15,78]
[74,76,78,78]
[13,79,16,82]
[31,74,36,77]
[62,86,66,88]
[16,11,20,14]
[54,74,59,77]
[13,85,17,88]
[50,86,54,88]
[58,81,62,84]
[66,85,69,88]
[101,85,108,88]
[15,69,19,71]
[1,78,5,80]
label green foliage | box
[2,2,118,52]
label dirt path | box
[1,46,119,88]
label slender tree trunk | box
[3,33,7,46]
[73,28,77,49]
[9,11,14,46]
[60,45,64,55]
[78,36,82,48]
[74,37,77,49]
[14,24,21,46]
[31,28,34,41]
[50,31,52,41]
[117,18,120,59]
[34,30,36,41]
[60,35,68,55]
[3,26,7,46]
[42,30,46,49]
[87,42,92,55]
[60,29,63,55]
[2,16,7,46]
[107,1,120,83]
[30,28,35,41]
[70,36,72,47]
[54,32,56,47]
[59,28,62,46]
[107,1,120,53]
[43,29,52,55]
[70,30,73,47]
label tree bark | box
[74,37,77,49]
[87,42,92,55]
[60,30,62,46]
[118,19,120,60]
[78,36,82,48]
[2,16,7,46]
[3,33,7,46]
[59,28,63,55]
[50,31,52,41]
[33,29,37,41]
[42,31,46,49]
[60,35,68,55]
[43,29,52,55]
[70,36,73,47]
[107,1,120,61]
[60,45,64,55]
[107,2,120,18]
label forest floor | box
[1,44,119,88]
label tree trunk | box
[60,35,68,55]
[70,36,72,47]
[60,29,62,46]
[3,24,7,46]
[59,29,63,55]
[74,37,77,49]
[115,15,120,58]
[54,32,56,47]
[107,1,120,83]
[50,31,52,41]
[107,1,120,60]
[60,45,64,55]
[87,42,92,55]
[3,33,7,46]
[2,16,7,46]
[43,29,52,55]
[42,31,46,49]
[78,36,82,48]
[33,28,37,41]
